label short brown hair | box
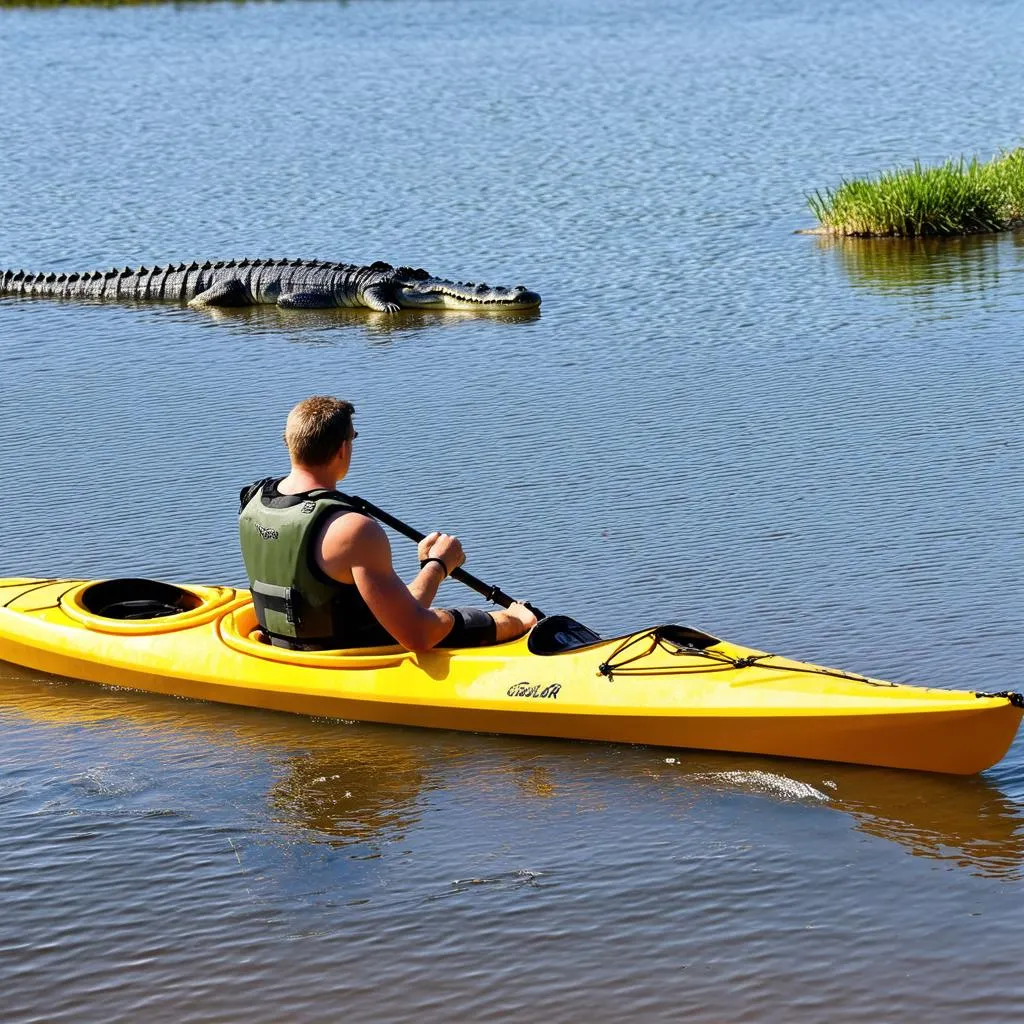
[283,396,355,466]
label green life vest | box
[238,477,391,648]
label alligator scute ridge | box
[0,258,542,312]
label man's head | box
[284,396,356,467]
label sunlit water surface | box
[1,0,1023,1020]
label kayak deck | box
[0,577,1020,774]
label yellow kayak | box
[0,575,1020,775]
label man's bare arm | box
[320,514,453,651]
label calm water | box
[2,0,1024,1020]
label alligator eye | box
[515,285,526,292]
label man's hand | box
[424,532,466,575]
[417,532,441,562]
[507,601,538,631]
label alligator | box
[0,258,541,312]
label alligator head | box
[391,266,541,310]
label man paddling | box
[239,395,537,652]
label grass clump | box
[808,149,1024,237]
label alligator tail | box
[0,258,391,305]
[0,266,140,300]
[0,262,217,302]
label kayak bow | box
[0,576,1020,775]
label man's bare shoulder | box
[322,509,382,540]
[320,509,389,567]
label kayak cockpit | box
[218,602,415,668]
[78,577,204,620]
[60,578,242,635]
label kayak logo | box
[256,524,279,541]
[507,682,561,700]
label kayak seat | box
[528,615,603,655]
[79,578,205,620]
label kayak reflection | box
[0,664,430,848]
[2,666,1021,877]
[267,737,426,845]
[642,749,1024,879]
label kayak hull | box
[1,577,1020,775]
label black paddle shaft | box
[339,492,543,618]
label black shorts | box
[436,607,497,648]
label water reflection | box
[0,665,429,849]
[821,231,1018,295]
[268,738,425,845]
[2,666,1022,878]
[1,295,540,346]
[199,303,541,345]
[651,750,1024,880]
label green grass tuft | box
[808,149,1024,237]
